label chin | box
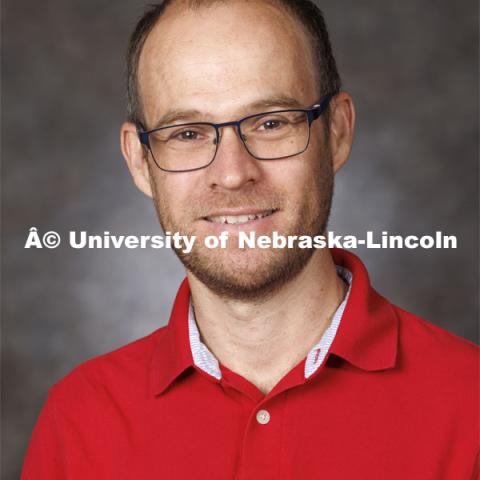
[177,244,316,302]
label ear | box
[328,92,355,173]
[120,122,153,198]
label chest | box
[61,371,476,480]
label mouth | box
[203,209,276,225]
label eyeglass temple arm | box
[309,94,335,122]
[137,123,150,147]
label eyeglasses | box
[138,94,334,173]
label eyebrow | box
[150,96,307,129]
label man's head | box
[121,0,355,301]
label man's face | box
[136,1,335,300]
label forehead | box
[138,1,317,123]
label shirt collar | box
[188,303,221,380]
[328,248,399,371]
[304,265,352,378]
[150,248,399,396]
[188,266,352,381]
[149,278,193,396]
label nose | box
[205,125,262,191]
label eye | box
[260,119,284,130]
[175,130,199,140]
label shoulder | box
[49,327,167,405]
[392,304,478,387]
[394,304,477,357]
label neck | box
[187,249,347,395]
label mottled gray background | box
[2,0,478,478]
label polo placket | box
[218,367,297,480]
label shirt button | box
[256,409,271,425]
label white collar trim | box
[188,266,353,381]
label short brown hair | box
[126,0,341,126]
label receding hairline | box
[135,0,321,119]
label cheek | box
[278,151,332,215]
[264,160,317,215]
[151,171,200,219]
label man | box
[22,0,478,478]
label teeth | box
[206,210,274,224]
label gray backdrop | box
[2,0,478,478]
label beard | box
[149,152,334,303]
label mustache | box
[191,191,285,218]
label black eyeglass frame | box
[138,93,334,173]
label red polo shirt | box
[22,249,479,479]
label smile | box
[205,210,276,225]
